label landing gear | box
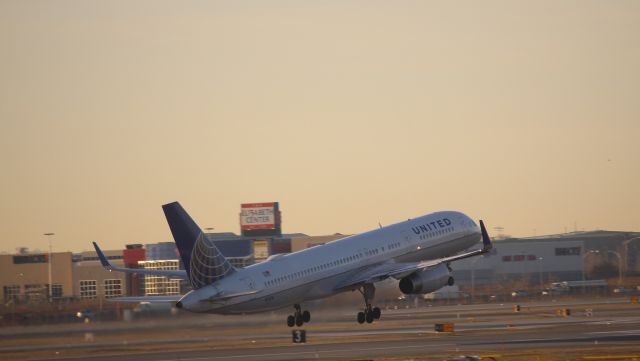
[356,284,382,324]
[372,306,381,319]
[287,304,311,327]
[357,304,381,324]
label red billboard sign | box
[240,203,277,230]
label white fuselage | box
[177,211,481,314]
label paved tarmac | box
[39,327,640,361]
[4,298,639,361]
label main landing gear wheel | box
[356,284,382,324]
[365,310,374,323]
[287,304,311,327]
[358,304,381,324]
[372,306,381,319]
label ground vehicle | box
[511,290,528,297]
[613,287,634,294]
[423,285,468,300]
[76,309,93,321]
[542,287,567,296]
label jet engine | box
[399,263,454,294]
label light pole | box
[470,256,482,301]
[622,237,640,276]
[607,250,623,286]
[537,257,544,292]
[44,233,55,302]
[582,250,599,294]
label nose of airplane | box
[459,214,480,232]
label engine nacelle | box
[399,263,454,294]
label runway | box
[3,298,639,361]
[40,332,640,361]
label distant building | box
[72,249,127,300]
[453,230,640,286]
[2,205,637,304]
[139,260,183,296]
[122,244,145,297]
[290,234,350,252]
[0,249,127,304]
[0,252,73,303]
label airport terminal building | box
[2,202,639,304]
[1,202,299,303]
[453,230,640,287]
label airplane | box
[93,201,492,327]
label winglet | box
[479,220,492,251]
[92,242,113,270]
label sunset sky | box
[1,1,638,253]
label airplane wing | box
[92,242,188,279]
[335,220,493,291]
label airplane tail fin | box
[162,202,235,289]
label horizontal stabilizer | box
[107,295,182,303]
[92,242,187,279]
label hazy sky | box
[1,1,639,253]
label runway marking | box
[588,330,640,335]
[504,338,549,343]
[591,318,640,325]
[582,355,640,360]
[155,343,454,361]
